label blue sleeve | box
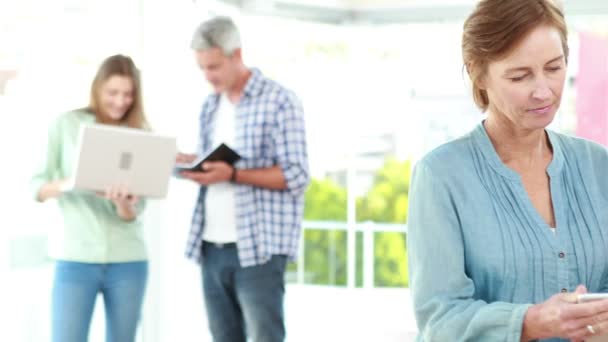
[272,92,309,197]
[407,161,532,341]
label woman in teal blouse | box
[408,1,608,341]
[31,55,149,342]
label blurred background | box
[2,0,608,341]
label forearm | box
[36,180,64,202]
[233,166,287,190]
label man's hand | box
[176,152,197,164]
[181,161,234,185]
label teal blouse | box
[407,122,608,341]
[31,110,147,263]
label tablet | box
[71,124,177,198]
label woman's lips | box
[528,104,552,115]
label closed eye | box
[509,74,528,82]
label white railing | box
[297,220,407,288]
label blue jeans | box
[201,242,287,342]
[51,260,148,342]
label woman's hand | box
[37,178,73,201]
[521,285,608,341]
[99,184,138,221]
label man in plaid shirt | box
[177,16,309,342]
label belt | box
[203,241,237,249]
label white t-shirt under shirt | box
[202,94,238,243]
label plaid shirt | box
[185,69,310,267]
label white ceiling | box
[213,0,608,24]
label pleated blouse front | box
[408,122,608,341]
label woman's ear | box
[476,73,487,91]
[466,63,487,90]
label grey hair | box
[190,16,241,55]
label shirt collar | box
[207,68,265,110]
[472,121,564,180]
[242,68,264,98]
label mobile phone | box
[577,293,608,303]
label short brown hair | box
[462,0,568,111]
[89,54,148,129]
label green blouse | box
[31,110,147,263]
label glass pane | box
[374,232,408,287]
[299,228,347,286]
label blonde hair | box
[88,54,148,129]
[462,0,568,111]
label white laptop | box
[71,124,177,198]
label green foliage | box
[357,158,411,287]
[297,158,411,287]
[302,229,347,286]
[299,178,348,285]
[304,178,347,221]
[374,232,408,287]
[356,159,411,223]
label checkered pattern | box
[185,69,309,267]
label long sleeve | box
[30,116,62,201]
[272,92,309,197]
[407,161,532,341]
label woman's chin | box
[526,116,555,130]
[103,112,126,122]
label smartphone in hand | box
[577,293,608,303]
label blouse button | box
[561,288,568,293]
[558,252,565,258]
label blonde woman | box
[31,55,149,342]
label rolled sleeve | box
[273,94,309,197]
